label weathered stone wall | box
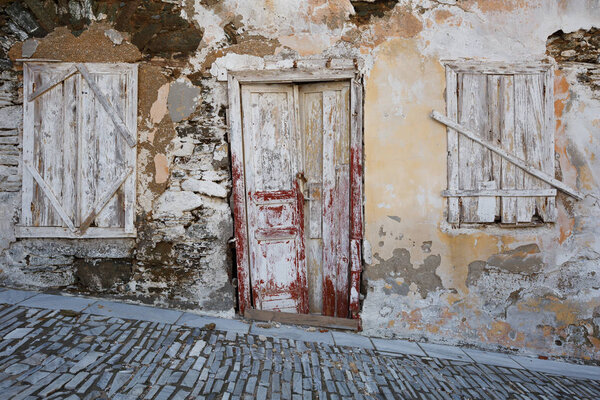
[0,0,234,316]
[0,0,599,361]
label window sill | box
[15,226,137,239]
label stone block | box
[0,106,22,130]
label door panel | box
[241,84,308,313]
[299,82,351,317]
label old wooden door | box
[241,84,308,313]
[239,81,352,317]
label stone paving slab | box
[420,342,474,362]
[464,347,524,369]
[177,311,250,334]
[510,354,600,380]
[371,338,427,357]
[0,288,38,304]
[85,300,183,324]
[250,321,335,345]
[19,293,97,312]
[332,331,374,349]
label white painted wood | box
[28,66,77,102]
[21,64,34,227]
[298,81,351,315]
[15,226,137,239]
[432,111,582,200]
[499,75,517,223]
[487,75,502,217]
[525,74,546,222]
[61,72,79,226]
[79,167,133,234]
[24,164,76,232]
[442,189,557,197]
[445,67,460,223]
[232,69,356,84]
[442,60,553,75]
[542,69,557,222]
[514,74,535,222]
[123,65,138,233]
[241,83,306,313]
[21,62,138,238]
[458,73,490,223]
[76,63,136,147]
[227,74,252,314]
[321,84,351,316]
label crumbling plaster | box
[0,0,599,360]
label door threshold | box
[244,309,360,331]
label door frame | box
[227,68,364,319]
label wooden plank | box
[228,75,252,316]
[21,64,35,227]
[245,308,359,331]
[15,226,136,239]
[335,163,350,318]
[487,75,502,217]
[322,88,338,317]
[24,164,76,232]
[300,86,324,239]
[79,68,99,230]
[514,75,535,222]
[75,63,136,147]
[232,69,356,84]
[61,72,79,226]
[499,75,517,223]
[349,78,363,241]
[299,83,324,314]
[335,84,350,318]
[443,189,556,197]
[95,72,124,228]
[458,73,489,222]
[39,67,64,227]
[28,66,77,102]
[542,68,556,222]
[442,60,552,75]
[445,67,460,223]
[348,239,361,319]
[32,69,45,226]
[79,167,133,234]
[525,74,546,222]
[123,64,138,233]
[431,111,582,199]
[349,77,363,319]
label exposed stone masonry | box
[0,1,234,315]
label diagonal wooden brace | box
[24,164,77,232]
[76,63,137,148]
[78,166,134,235]
[28,66,78,102]
[431,111,583,200]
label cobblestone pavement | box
[0,291,599,399]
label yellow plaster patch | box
[154,154,169,184]
[150,83,170,125]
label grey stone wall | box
[0,2,235,317]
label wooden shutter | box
[19,62,137,238]
[446,65,556,224]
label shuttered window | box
[17,62,137,238]
[444,62,556,225]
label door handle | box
[295,172,312,201]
